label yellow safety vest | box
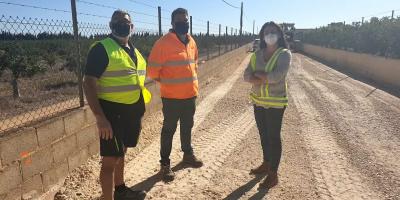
[250,47,288,107]
[94,38,151,104]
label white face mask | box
[264,34,279,45]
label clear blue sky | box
[1,0,400,34]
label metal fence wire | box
[0,4,255,134]
[0,15,81,134]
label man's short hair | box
[111,10,131,23]
[171,8,188,24]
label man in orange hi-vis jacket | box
[147,7,203,182]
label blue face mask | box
[174,22,189,35]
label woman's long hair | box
[259,21,288,49]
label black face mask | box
[174,21,189,35]
[112,23,131,37]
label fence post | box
[70,0,84,107]
[190,16,193,35]
[225,26,228,53]
[392,10,395,20]
[207,21,209,36]
[235,29,238,49]
[158,6,162,36]
[231,27,233,51]
[218,24,221,56]
[207,21,210,60]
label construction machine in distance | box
[280,23,296,52]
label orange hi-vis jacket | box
[147,32,198,99]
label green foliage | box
[0,43,46,79]
[0,42,47,98]
[301,16,400,58]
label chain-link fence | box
[0,15,81,134]
[0,1,255,135]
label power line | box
[81,0,228,31]
[126,0,157,9]
[0,1,70,13]
[77,0,158,18]
[0,1,108,19]
[0,1,158,25]
[243,12,251,23]
[209,21,220,26]
[80,12,108,19]
[135,20,157,25]
[221,0,240,9]
[192,24,207,28]
[1,0,244,35]
[161,8,173,13]
[161,17,172,21]
[192,18,223,28]
[192,17,208,23]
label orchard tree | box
[0,43,46,98]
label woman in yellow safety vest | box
[243,21,292,190]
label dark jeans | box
[160,97,196,166]
[254,105,286,171]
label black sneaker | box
[114,186,146,200]
[159,164,175,182]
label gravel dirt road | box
[55,52,400,200]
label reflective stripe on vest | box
[148,59,196,68]
[250,93,288,106]
[95,38,150,104]
[147,62,162,67]
[102,69,135,77]
[159,76,198,84]
[250,48,288,107]
[163,59,196,67]
[98,84,141,93]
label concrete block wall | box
[0,108,97,200]
[0,76,165,200]
[301,44,400,90]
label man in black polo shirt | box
[83,10,146,200]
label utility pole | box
[158,6,162,35]
[239,1,243,35]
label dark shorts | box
[99,94,145,157]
